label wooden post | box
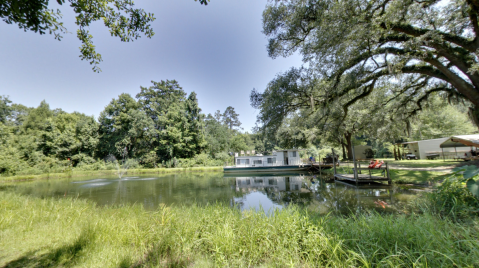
[387,162,391,185]
[351,144,358,184]
[332,149,337,175]
[442,148,445,162]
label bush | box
[140,151,158,168]
[430,165,479,217]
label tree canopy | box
[261,0,479,127]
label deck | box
[334,173,390,183]
[333,166,391,185]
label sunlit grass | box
[0,167,223,183]
[1,192,478,267]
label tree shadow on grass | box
[3,227,95,268]
[129,240,193,268]
[391,170,449,185]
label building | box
[401,137,470,159]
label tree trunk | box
[341,142,347,160]
[393,145,397,160]
[469,105,479,130]
[344,132,353,160]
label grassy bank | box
[1,192,478,267]
[344,159,460,168]
[333,165,446,184]
[0,166,223,183]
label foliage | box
[430,165,479,216]
[0,79,236,176]
[222,106,242,130]
[262,0,479,127]
[0,95,12,124]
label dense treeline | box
[0,80,263,176]
[1,78,477,176]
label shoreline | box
[0,166,224,183]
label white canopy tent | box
[440,135,479,148]
[439,135,479,161]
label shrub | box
[430,165,479,217]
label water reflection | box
[1,173,425,214]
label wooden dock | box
[330,148,391,186]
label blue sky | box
[0,0,302,132]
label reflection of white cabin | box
[235,149,302,167]
[235,176,304,191]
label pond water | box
[1,172,427,214]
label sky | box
[0,0,303,132]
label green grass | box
[0,166,223,183]
[333,164,448,184]
[1,192,478,267]
[390,170,447,184]
[387,159,462,168]
[346,158,461,168]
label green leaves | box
[452,165,479,180]
[466,179,479,197]
[450,165,479,197]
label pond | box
[1,172,428,214]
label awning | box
[398,141,418,145]
[440,135,479,148]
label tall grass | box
[0,166,223,183]
[1,192,478,267]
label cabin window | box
[254,179,263,184]
[268,179,277,185]
[253,160,262,165]
[292,151,297,157]
[237,159,250,165]
[241,180,250,185]
[267,158,276,164]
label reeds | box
[1,192,478,267]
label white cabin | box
[235,149,302,167]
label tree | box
[409,96,476,140]
[185,92,207,157]
[0,96,11,124]
[98,93,155,158]
[23,100,54,132]
[222,106,242,130]
[262,0,479,128]
[1,0,209,72]
[250,69,436,159]
[204,113,231,155]
[136,80,206,160]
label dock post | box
[351,144,358,182]
[386,162,391,185]
[332,149,337,176]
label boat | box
[224,149,312,173]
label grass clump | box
[1,191,478,267]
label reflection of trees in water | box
[6,173,423,214]
[233,175,418,215]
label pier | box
[331,148,392,186]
